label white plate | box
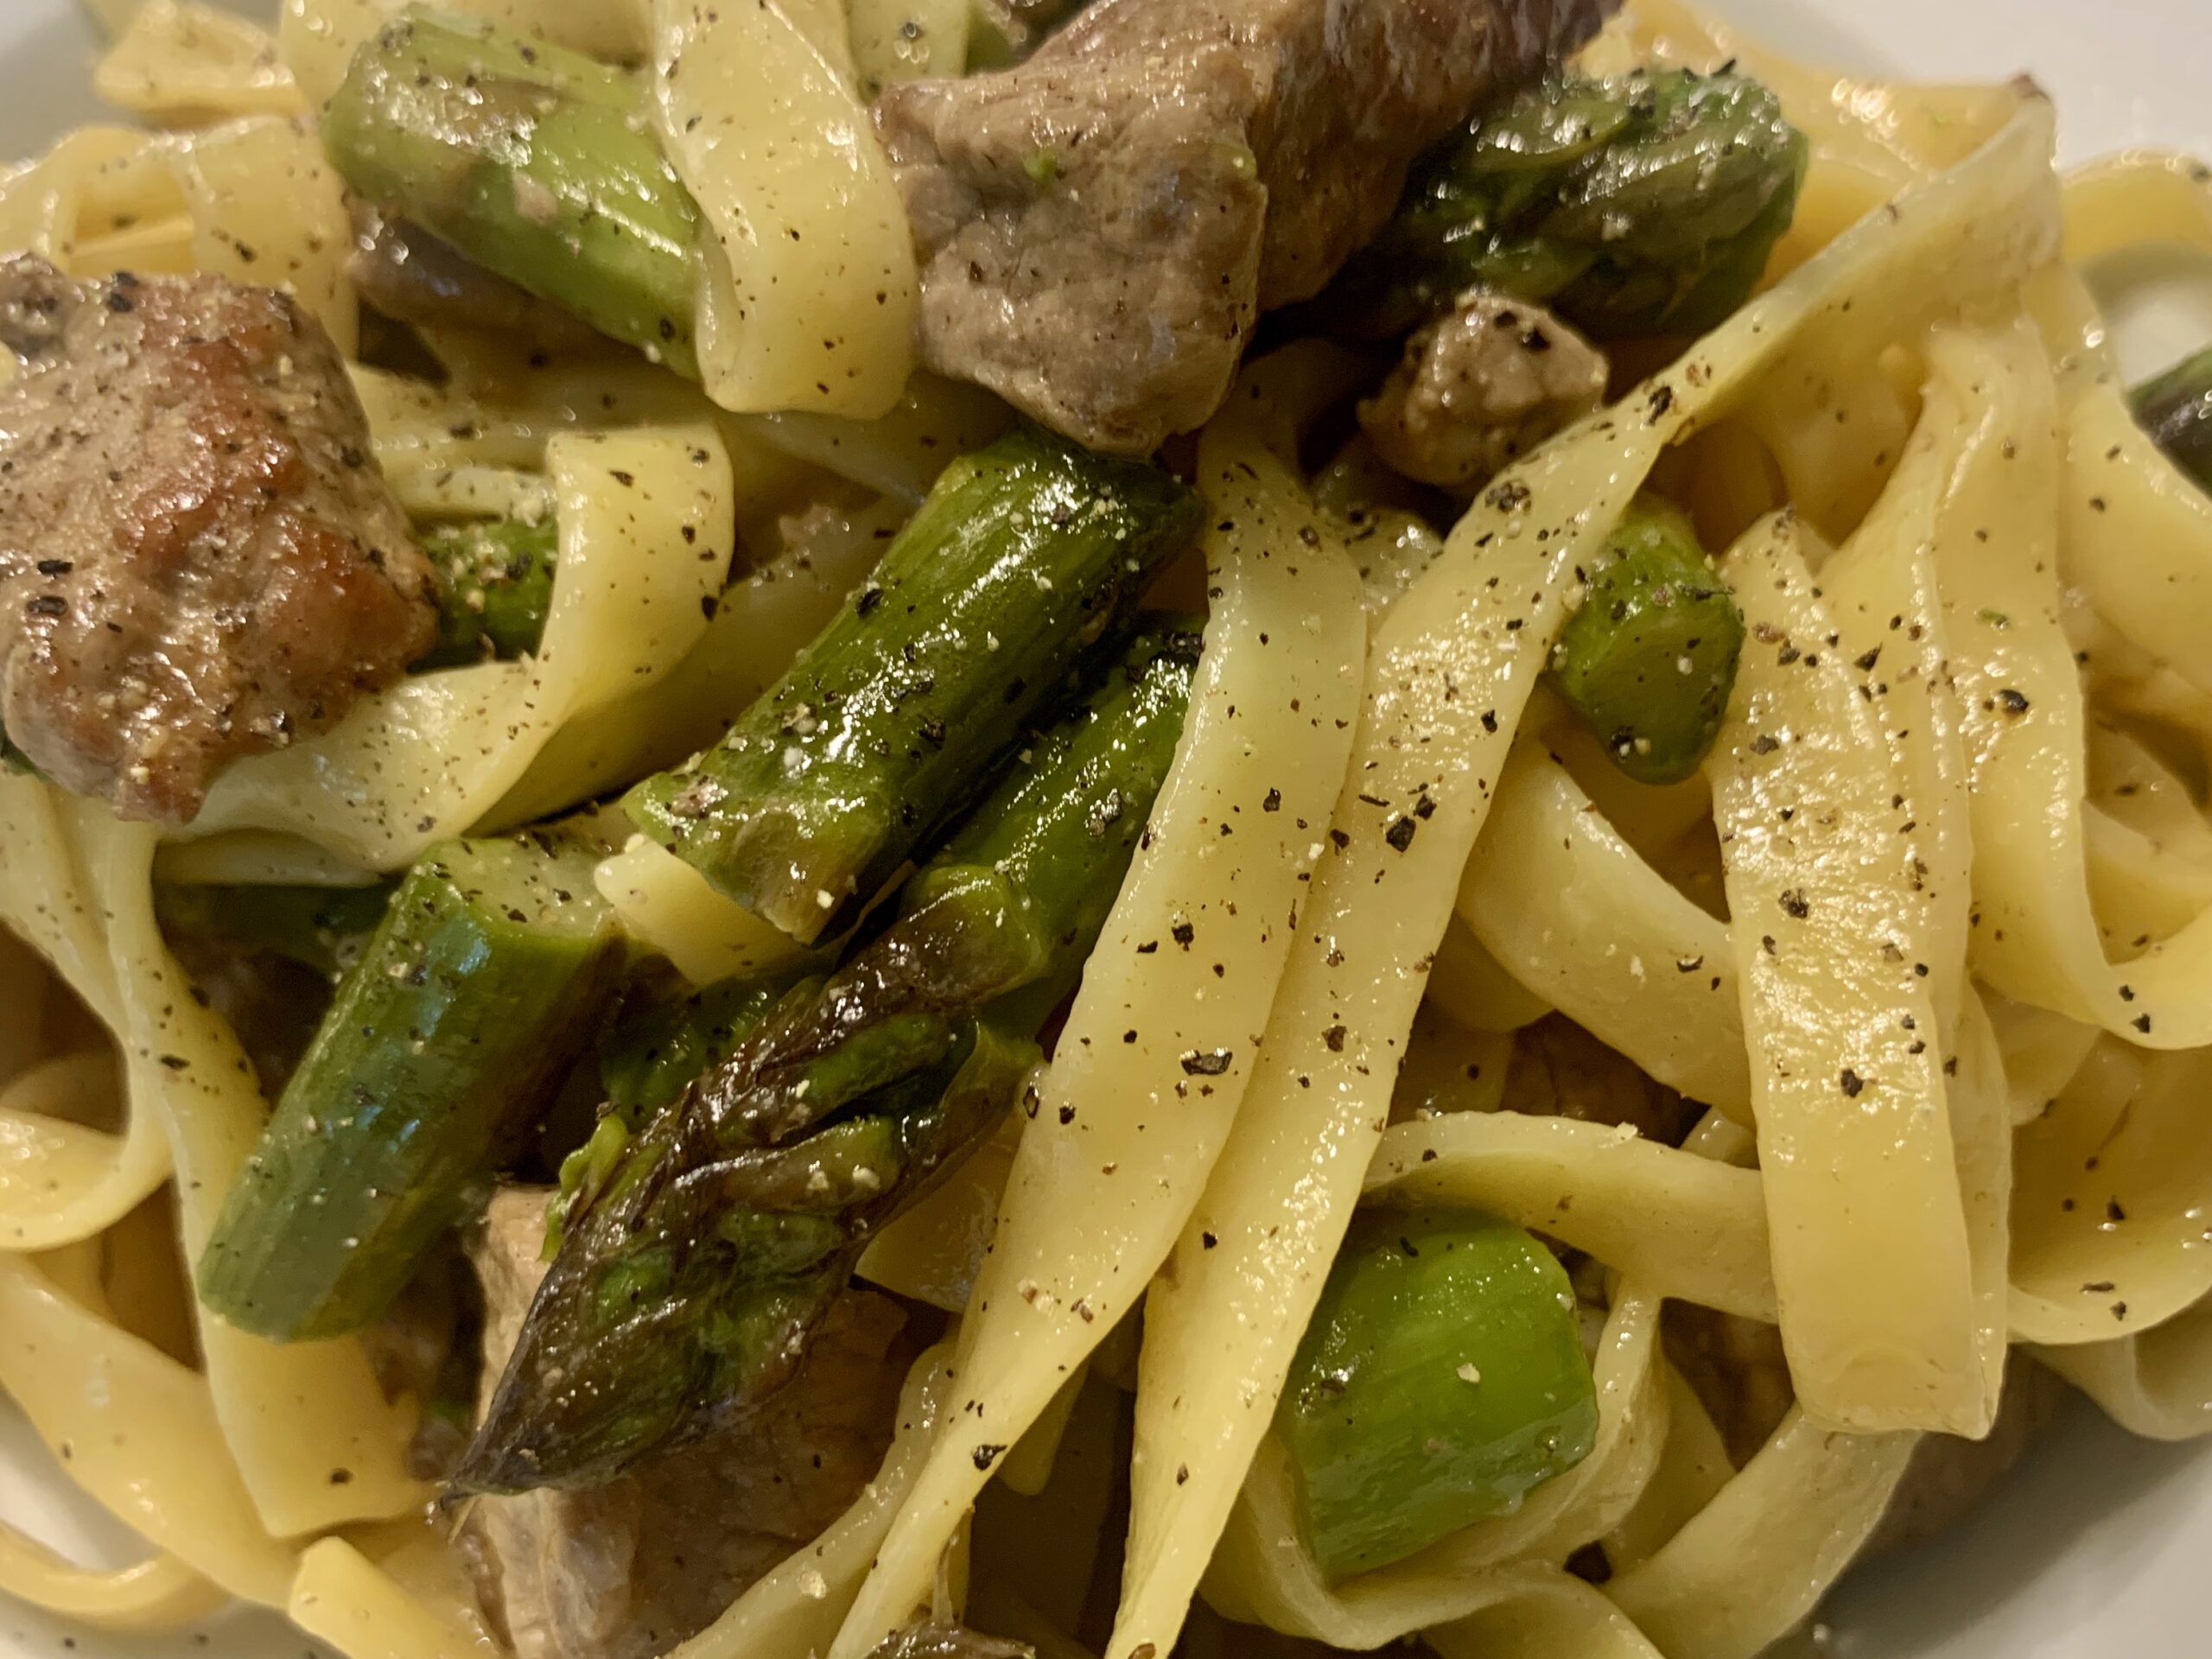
[0,2,2207,1656]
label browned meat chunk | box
[465,1190,913,1659]
[349,207,601,356]
[1664,1303,1793,1468]
[1866,1357,2068,1556]
[1503,1014,1699,1147]
[0,255,435,822]
[1359,291,1609,488]
[874,0,1618,454]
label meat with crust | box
[1504,1014,1700,1147]
[1866,1357,2069,1556]
[0,255,435,822]
[465,1189,913,1659]
[874,0,1618,454]
[1358,290,1609,489]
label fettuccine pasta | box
[0,3,2209,1659]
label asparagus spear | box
[455,622,1203,1493]
[598,973,789,1125]
[624,427,1202,945]
[416,517,559,670]
[1321,68,1808,344]
[321,7,702,375]
[197,834,623,1341]
[1278,1209,1598,1580]
[1549,497,1744,785]
[2133,345,2212,493]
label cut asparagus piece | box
[196,834,622,1341]
[1321,68,1808,343]
[456,623,1202,1492]
[1550,497,1743,785]
[624,427,1202,944]
[1278,1209,1598,1580]
[416,517,558,669]
[598,973,787,1125]
[2133,345,2212,493]
[321,7,702,375]
[155,880,397,979]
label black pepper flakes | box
[1384,816,1417,852]
[1180,1048,1233,1077]
[1779,889,1810,919]
[1839,1068,1864,1097]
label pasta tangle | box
[3,3,2212,1657]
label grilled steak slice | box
[0,255,434,822]
[874,0,1618,454]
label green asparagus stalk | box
[155,880,397,979]
[2133,345,2212,493]
[197,834,622,1341]
[541,973,794,1255]
[1549,497,1743,785]
[598,973,789,1125]
[321,7,702,376]
[1320,68,1808,344]
[624,427,1202,945]
[1278,1209,1598,1580]
[454,622,1203,1493]
[416,517,559,670]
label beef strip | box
[1663,1302,1793,1468]
[874,0,1618,454]
[1503,1014,1700,1147]
[349,206,602,357]
[1358,290,1609,489]
[465,1188,913,1659]
[1866,1357,2069,1556]
[0,256,435,822]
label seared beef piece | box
[348,207,601,356]
[1866,1357,2068,1555]
[1503,1014,1700,1147]
[0,255,435,822]
[1664,1302,1793,1468]
[874,0,1618,454]
[1358,291,1608,489]
[465,1190,912,1659]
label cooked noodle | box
[0,3,2209,1656]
